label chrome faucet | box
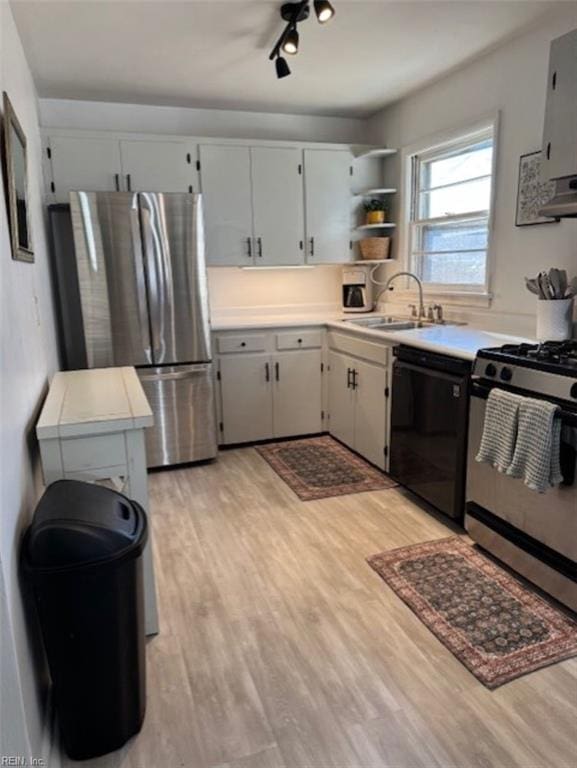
[374,271,426,319]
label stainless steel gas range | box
[466,341,577,613]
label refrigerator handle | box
[135,192,174,364]
[139,364,210,382]
[129,200,153,364]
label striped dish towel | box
[507,397,563,493]
[476,389,522,473]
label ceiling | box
[11,0,557,118]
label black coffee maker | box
[342,267,373,312]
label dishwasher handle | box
[393,358,468,386]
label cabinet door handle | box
[246,237,252,259]
[257,237,263,258]
[114,173,120,191]
[126,173,132,191]
[546,142,551,160]
[275,361,280,382]
[309,236,315,257]
[265,362,270,382]
[347,368,352,389]
[352,369,358,390]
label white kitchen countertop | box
[211,310,533,360]
[210,311,354,330]
[37,366,153,439]
[328,322,533,360]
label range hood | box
[539,177,577,219]
[538,29,577,219]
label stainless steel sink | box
[343,316,434,332]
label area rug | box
[367,536,577,689]
[256,436,397,501]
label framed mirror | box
[3,92,33,262]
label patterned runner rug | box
[256,436,397,501]
[368,536,577,689]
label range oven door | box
[466,380,577,611]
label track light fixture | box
[269,1,335,79]
[314,0,335,23]
[275,56,291,79]
[282,26,299,55]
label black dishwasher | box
[390,345,471,521]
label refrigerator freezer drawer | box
[137,364,217,468]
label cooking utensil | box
[525,277,540,296]
[537,272,548,299]
[549,269,563,299]
[558,269,568,298]
[541,271,555,300]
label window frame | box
[399,115,499,304]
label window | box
[408,124,495,292]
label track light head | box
[275,56,291,79]
[282,26,299,55]
[314,0,335,23]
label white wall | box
[367,6,577,337]
[208,266,343,317]
[0,1,60,762]
[39,98,367,144]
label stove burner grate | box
[498,340,577,366]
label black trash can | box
[23,479,148,760]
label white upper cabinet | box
[304,149,352,264]
[200,144,305,267]
[119,140,198,193]
[541,29,577,181]
[45,131,363,266]
[49,136,122,203]
[48,135,199,202]
[199,145,254,266]
[250,147,305,266]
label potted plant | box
[363,198,386,225]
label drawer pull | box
[241,342,246,347]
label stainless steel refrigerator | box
[49,192,217,468]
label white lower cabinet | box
[216,330,323,444]
[328,349,388,470]
[353,358,388,469]
[219,354,273,444]
[273,350,322,438]
[328,350,355,447]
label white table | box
[36,366,159,635]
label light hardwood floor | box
[65,447,577,768]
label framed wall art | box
[3,91,34,262]
[515,150,559,227]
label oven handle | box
[471,379,577,425]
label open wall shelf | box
[349,258,395,264]
[357,223,396,230]
[356,188,397,196]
